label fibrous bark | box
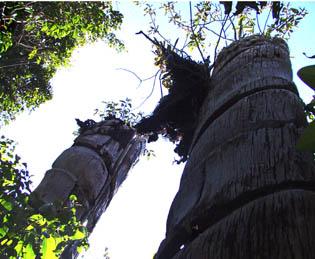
[155,36,315,259]
[31,119,144,258]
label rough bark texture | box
[31,119,144,258]
[155,36,315,259]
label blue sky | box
[2,2,315,259]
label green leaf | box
[29,213,44,222]
[0,227,7,238]
[69,194,77,202]
[72,229,85,240]
[25,225,34,231]
[28,48,38,60]
[76,245,84,254]
[296,121,315,152]
[24,243,36,259]
[297,65,315,90]
[0,200,13,211]
[41,237,57,259]
[14,240,24,255]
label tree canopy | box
[0,1,123,125]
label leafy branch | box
[137,1,308,67]
[0,136,88,258]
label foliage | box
[296,121,315,152]
[298,65,315,91]
[0,1,123,125]
[95,98,144,127]
[265,3,307,38]
[0,136,88,258]
[297,57,315,152]
[137,1,307,64]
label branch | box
[263,5,272,34]
[134,70,161,109]
[147,10,173,45]
[189,1,206,63]
[135,30,158,45]
[18,42,34,50]
[0,61,37,69]
[229,15,237,40]
[116,68,157,88]
[8,2,35,16]
[115,67,162,108]
[166,3,190,31]
[214,14,229,61]
[158,72,164,98]
[204,26,234,41]
[256,12,263,34]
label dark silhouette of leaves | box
[259,2,268,8]
[234,1,260,15]
[220,1,232,15]
[272,2,283,24]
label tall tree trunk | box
[155,36,315,259]
[31,119,144,258]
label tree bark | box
[155,36,315,259]
[30,119,144,258]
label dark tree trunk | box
[31,119,144,258]
[155,36,315,259]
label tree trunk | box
[31,119,144,258]
[155,36,315,259]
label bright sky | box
[1,2,315,259]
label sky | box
[1,2,315,259]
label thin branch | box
[180,33,190,51]
[204,26,234,41]
[116,68,142,82]
[263,5,272,34]
[220,18,235,45]
[116,68,157,88]
[136,30,183,61]
[238,15,243,39]
[18,42,34,50]
[172,38,179,50]
[177,46,193,60]
[214,14,229,61]
[198,18,229,27]
[134,70,160,109]
[221,23,228,47]
[16,26,25,45]
[229,15,237,41]
[256,12,262,34]
[189,1,206,62]
[158,72,164,98]
[136,29,191,64]
[136,30,157,45]
[0,61,37,69]
[148,11,173,45]
[8,2,35,15]
[166,4,190,31]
